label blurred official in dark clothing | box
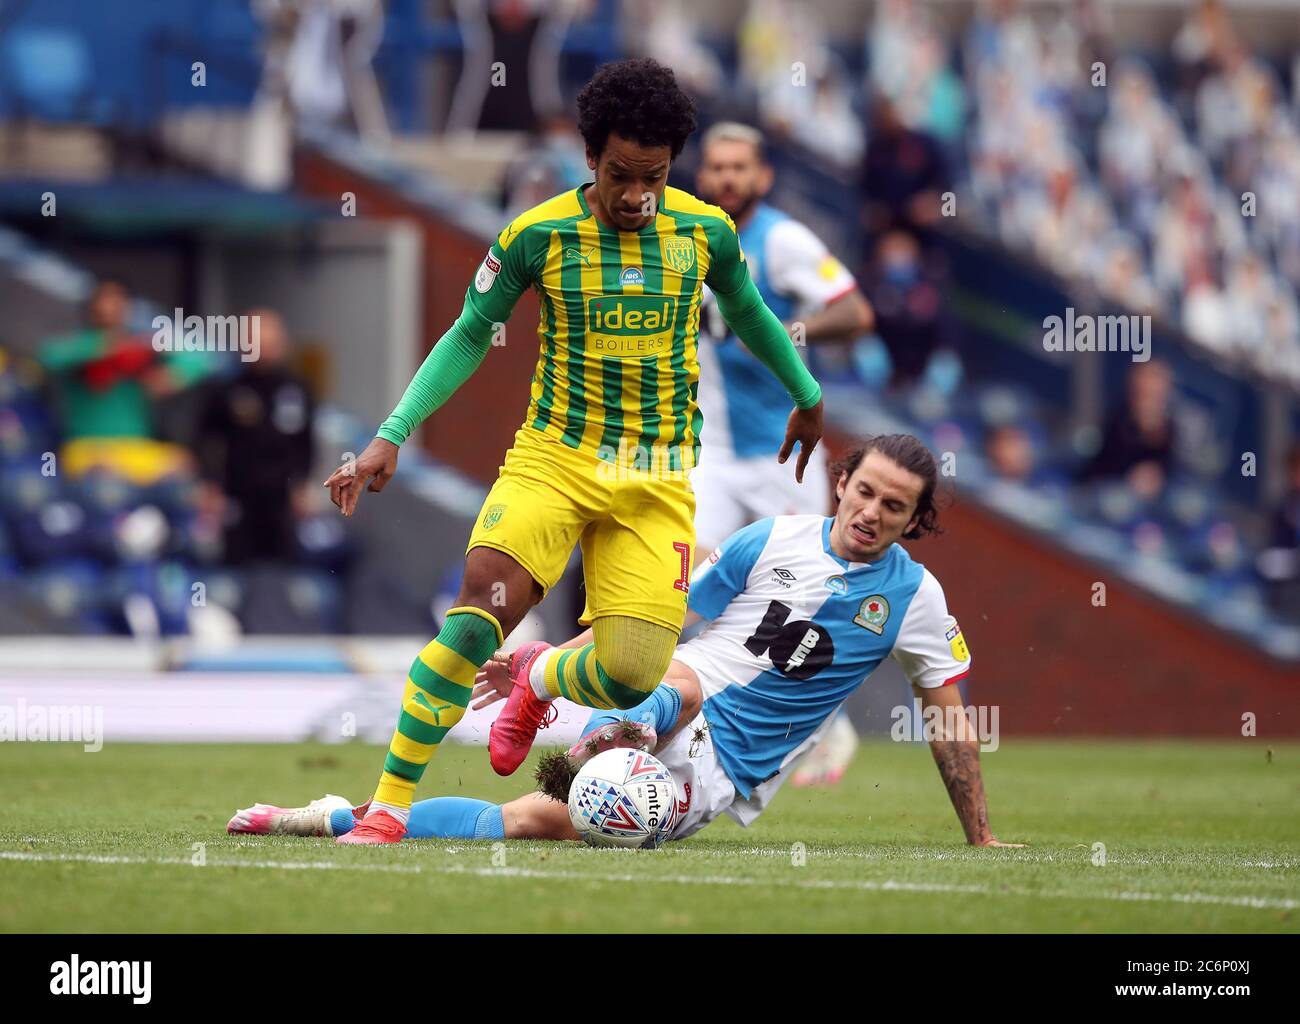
[864,228,958,386]
[197,310,315,564]
[861,94,951,253]
[1259,442,1300,622]
[1079,360,1178,500]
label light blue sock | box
[580,684,682,740]
[406,797,505,840]
[330,799,503,840]
[329,807,357,836]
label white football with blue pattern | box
[568,747,678,849]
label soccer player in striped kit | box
[322,59,824,843]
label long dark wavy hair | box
[830,434,943,540]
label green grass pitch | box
[1,739,1296,932]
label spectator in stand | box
[984,423,1034,482]
[863,228,956,388]
[868,1,966,148]
[1172,0,1232,112]
[774,57,863,172]
[196,310,315,565]
[37,279,201,484]
[1079,360,1179,501]
[499,113,589,219]
[448,0,590,133]
[1096,231,1159,314]
[630,0,722,101]
[247,0,389,189]
[736,0,861,170]
[861,94,950,252]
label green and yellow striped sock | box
[540,616,677,711]
[372,607,503,810]
[542,645,621,709]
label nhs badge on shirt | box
[620,266,644,287]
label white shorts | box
[655,711,736,841]
[691,445,829,554]
[656,705,837,841]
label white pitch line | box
[14,836,1297,871]
[1,850,1295,912]
[682,846,1300,869]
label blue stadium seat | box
[286,569,344,633]
[7,497,96,564]
[0,26,99,122]
[24,558,107,624]
[295,512,357,573]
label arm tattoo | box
[930,741,990,845]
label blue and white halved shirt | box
[674,514,971,799]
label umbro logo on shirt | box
[771,567,797,588]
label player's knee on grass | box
[591,615,678,709]
[502,793,578,841]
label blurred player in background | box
[694,122,875,786]
[236,435,1020,849]
[321,58,825,844]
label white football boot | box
[226,794,356,836]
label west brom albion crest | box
[662,236,695,274]
[480,503,506,531]
[854,595,890,634]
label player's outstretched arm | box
[918,683,1024,848]
[323,298,498,515]
[325,214,536,516]
[713,277,824,481]
[796,288,874,344]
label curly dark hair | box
[575,58,698,160]
[831,434,945,540]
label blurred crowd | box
[628,0,1300,626]
[960,0,1300,386]
[0,285,351,636]
[629,0,1300,388]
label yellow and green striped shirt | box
[467,185,750,468]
